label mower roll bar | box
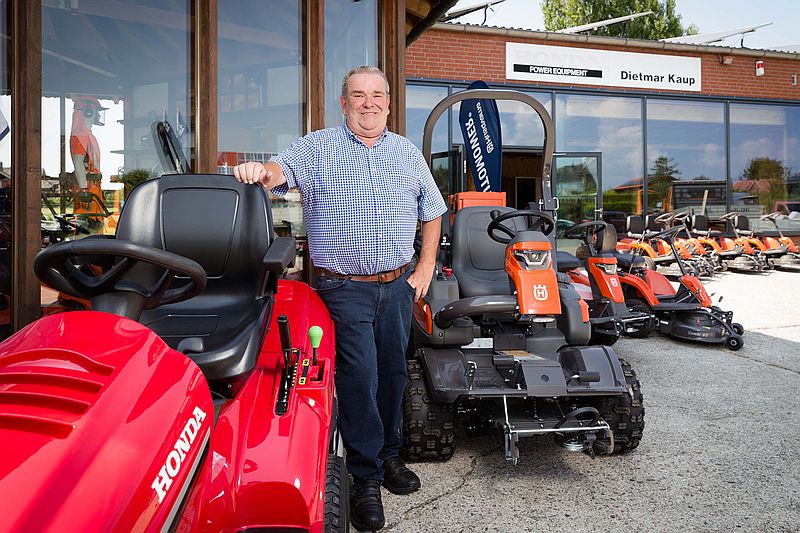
[422,89,557,212]
[434,294,518,329]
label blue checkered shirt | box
[271,125,447,275]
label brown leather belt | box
[315,263,410,283]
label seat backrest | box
[644,214,661,231]
[596,224,618,253]
[691,214,708,231]
[116,174,275,383]
[626,215,644,235]
[451,206,527,297]
[734,214,750,231]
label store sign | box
[506,42,701,92]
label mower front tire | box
[402,359,456,461]
[324,454,350,533]
[589,358,644,454]
[725,334,744,351]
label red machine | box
[0,175,347,532]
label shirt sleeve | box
[269,134,316,196]
[412,147,448,221]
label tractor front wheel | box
[402,359,456,461]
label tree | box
[739,157,787,212]
[541,0,698,40]
[648,155,680,210]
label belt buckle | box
[377,270,391,284]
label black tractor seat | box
[117,174,283,385]
[614,252,646,270]
[555,251,581,272]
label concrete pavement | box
[382,269,800,532]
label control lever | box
[308,325,322,366]
[276,314,295,415]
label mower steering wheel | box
[648,224,684,242]
[487,209,555,244]
[654,212,676,225]
[34,238,207,309]
[564,220,607,241]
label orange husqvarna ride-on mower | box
[561,220,657,343]
[617,224,745,350]
[403,89,645,464]
[759,212,800,269]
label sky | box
[449,0,800,51]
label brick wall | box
[407,28,800,101]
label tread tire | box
[591,358,645,454]
[402,359,456,461]
[324,454,349,533]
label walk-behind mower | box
[0,175,348,532]
[560,220,657,343]
[404,89,644,465]
[616,224,745,350]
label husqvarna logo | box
[533,284,548,300]
[151,406,207,503]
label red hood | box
[0,312,212,532]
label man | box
[234,66,447,532]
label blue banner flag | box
[458,80,502,192]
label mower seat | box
[614,253,646,270]
[690,214,721,237]
[450,206,528,297]
[117,174,277,384]
[626,215,650,239]
[555,251,581,272]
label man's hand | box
[233,161,286,189]
[406,262,435,302]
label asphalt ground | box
[377,268,800,533]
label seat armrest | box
[263,237,297,271]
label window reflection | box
[40,0,192,310]
[324,0,377,128]
[406,84,448,152]
[646,99,725,217]
[0,0,9,340]
[555,94,643,215]
[730,104,800,232]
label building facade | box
[0,0,457,337]
[405,23,800,235]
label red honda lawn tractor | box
[0,174,348,532]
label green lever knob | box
[308,326,323,349]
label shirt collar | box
[342,123,388,147]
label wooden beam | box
[193,0,217,173]
[382,0,406,135]
[307,0,324,132]
[11,0,43,331]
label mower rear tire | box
[725,334,744,351]
[402,359,456,461]
[589,358,644,454]
[324,454,350,533]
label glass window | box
[646,99,726,217]
[324,0,377,128]
[730,103,800,232]
[556,94,643,215]
[41,0,192,308]
[0,0,9,339]
[217,0,304,277]
[406,84,448,153]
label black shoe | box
[350,479,385,532]
[382,456,421,495]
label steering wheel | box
[647,224,684,242]
[487,210,555,244]
[654,212,677,225]
[564,220,607,242]
[34,238,207,309]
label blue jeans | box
[316,269,414,482]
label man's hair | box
[340,66,390,99]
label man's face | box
[340,72,390,139]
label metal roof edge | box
[432,22,800,61]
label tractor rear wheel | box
[402,359,456,461]
[589,358,644,454]
[324,454,349,533]
[622,299,656,338]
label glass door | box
[554,154,600,252]
[431,148,463,201]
